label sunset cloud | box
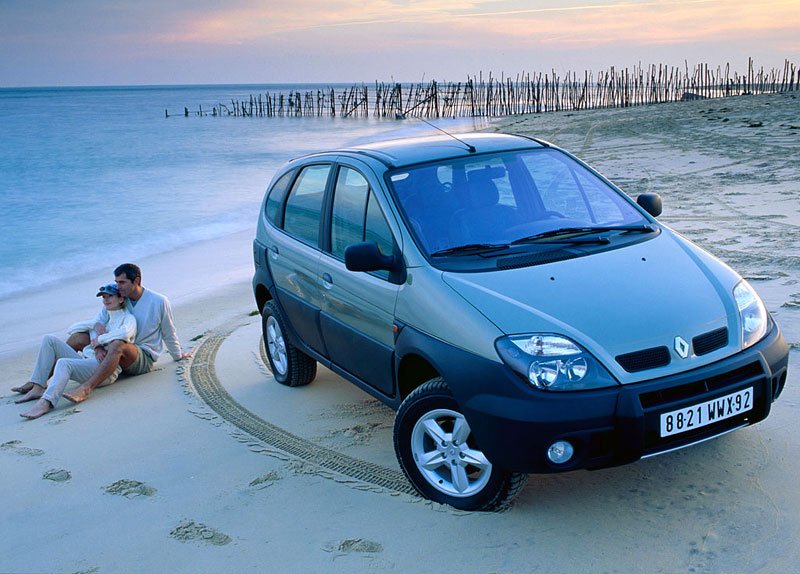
[1,0,797,85]
[153,0,797,46]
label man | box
[63,263,190,403]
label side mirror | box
[636,193,662,217]
[344,242,395,272]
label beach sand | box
[1,92,798,574]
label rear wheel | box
[393,378,527,511]
[261,300,317,387]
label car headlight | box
[495,334,618,391]
[734,280,768,349]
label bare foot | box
[11,382,35,394]
[20,398,53,420]
[14,385,44,404]
[63,385,91,404]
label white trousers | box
[31,335,120,407]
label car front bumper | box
[445,323,789,474]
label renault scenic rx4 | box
[252,132,789,511]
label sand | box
[1,92,798,574]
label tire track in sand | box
[187,321,416,496]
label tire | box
[393,378,528,511]
[261,300,317,387]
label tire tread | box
[263,301,317,387]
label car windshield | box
[387,148,649,256]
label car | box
[252,132,789,511]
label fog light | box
[547,440,574,464]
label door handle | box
[322,273,333,289]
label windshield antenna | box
[418,117,477,153]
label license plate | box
[660,387,753,437]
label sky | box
[1,0,797,87]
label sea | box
[0,84,485,300]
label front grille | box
[616,326,730,374]
[639,361,764,409]
[693,327,728,356]
[639,361,768,454]
[616,346,671,373]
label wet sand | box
[1,92,798,574]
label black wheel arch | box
[393,324,494,406]
[396,352,440,402]
[262,299,317,387]
[253,282,273,314]
[392,324,533,465]
[252,238,277,314]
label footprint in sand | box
[169,520,232,546]
[323,422,388,446]
[315,399,393,422]
[249,470,281,489]
[43,469,72,482]
[780,293,800,309]
[47,407,82,426]
[103,479,157,498]
[1,440,44,457]
[324,538,384,554]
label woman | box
[15,283,136,420]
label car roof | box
[299,132,548,169]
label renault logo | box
[674,336,690,359]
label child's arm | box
[96,313,137,346]
[68,308,109,340]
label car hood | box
[441,232,743,384]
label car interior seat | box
[449,167,517,245]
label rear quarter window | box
[265,169,296,226]
[283,164,331,246]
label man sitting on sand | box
[16,283,137,419]
[62,262,191,404]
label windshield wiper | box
[431,225,655,255]
[430,243,510,257]
[511,224,655,245]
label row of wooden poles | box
[170,59,798,120]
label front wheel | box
[393,378,527,511]
[261,300,317,387]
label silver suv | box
[252,133,789,510]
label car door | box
[318,163,400,396]
[268,162,332,355]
